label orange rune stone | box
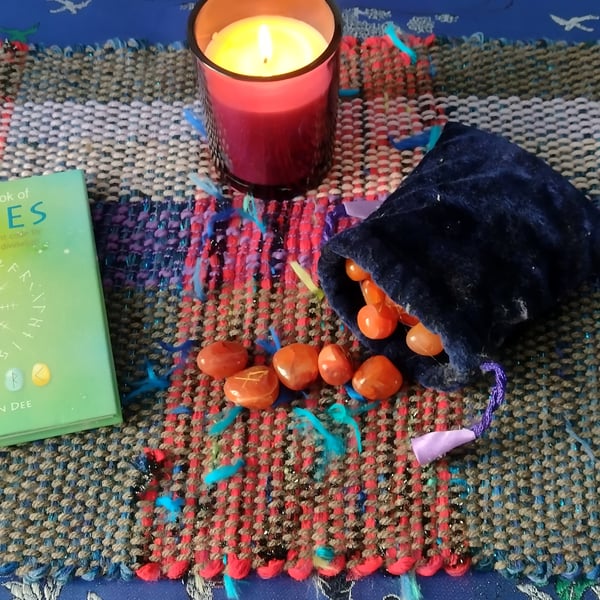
[223,365,280,410]
[352,355,403,401]
[360,278,386,305]
[317,343,354,386]
[357,302,398,340]
[394,304,420,327]
[406,322,444,356]
[345,258,370,282]
[196,340,249,379]
[272,343,320,391]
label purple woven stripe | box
[91,198,194,290]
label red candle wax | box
[199,65,338,189]
[188,0,342,198]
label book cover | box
[0,170,122,446]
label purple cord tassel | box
[470,362,507,438]
[411,362,507,465]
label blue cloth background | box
[2,0,600,46]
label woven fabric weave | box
[0,35,599,584]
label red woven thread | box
[409,390,427,556]
[197,555,224,579]
[358,407,380,567]
[386,555,417,576]
[415,390,450,575]
[427,393,450,567]
[257,199,280,286]
[385,397,416,572]
[226,554,252,580]
[166,560,190,580]
[286,555,314,581]
[136,562,161,581]
[219,194,243,286]
[317,555,346,577]
[348,556,384,579]
[257,559,285,579]
[445,555,472,577]
[416,554,445,576]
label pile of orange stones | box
[346,258,445,357]
[194,260,445,411]
[196,338,403,411]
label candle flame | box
[258,24,273,64]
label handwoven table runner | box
[0,35,599,585]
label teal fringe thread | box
[222,556,241,600]
[238,193,266,235]
[327,402,379,453]
[204,458,245,485]
[315,546,335,562]
[327,403,364,453]
[155,494,185,522]
[208,405,245,436]
[385,23,417,64]
[223,574,240,600]
[426,124,443,151]
[400,573,423,600]
[293,407,345,457]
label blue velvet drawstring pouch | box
[318,122,600,392]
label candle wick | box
[263,57,268,64]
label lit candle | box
[188,0,342,198]
[204,16,328,77]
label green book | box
[0,170,122,446]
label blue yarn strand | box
[339,88,360,97]
[192,256,206,301]
[388,130,431,151]
[183,107,207,138]
[344,382,367,402]
[202,207,236,243]
[268,327,282,350]
[0,562,18,575]
[189,172,227,202]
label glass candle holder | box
[187,0,342,199]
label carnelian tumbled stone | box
[360,279,386,305]
[352,355,403,400]
[196,340,249,379]
[317,343,354,386]
[345,258,370,282]
[406,322,444,356]
[224,365,279,410]
[394,304,420,327]
[357,302,397,340]
[272,343,320,390]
